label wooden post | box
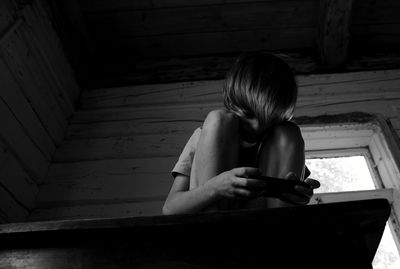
[318,0,353,69]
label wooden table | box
[0,199,390,268]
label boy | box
[163,53,320,215]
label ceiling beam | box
[318,0,353,69]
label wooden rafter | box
[318,0,354,69]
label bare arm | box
[162,174,219,215]
[163,168,266,215]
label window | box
[306,155,400,268]
[300,115,400,267]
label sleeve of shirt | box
[171,128,201,178]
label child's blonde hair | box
[222,52,297,127]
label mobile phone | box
[250,175,310,198]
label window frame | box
[300,115,400,250]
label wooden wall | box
[28,68,400,221]
[0,0,80,223]
[61,0,400,88]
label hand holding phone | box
[249,175,310,199]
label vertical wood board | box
[0,98,49,183]
[0,187,29,223]
[0,57,55,159]
[0,140,39,210]
[0,29,66,144]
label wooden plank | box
[98,27,316,61]
[66,119,202,139]
[36,158,175,206]
[351,23,400,49]
[81,0,317,12]
[88,53,318,89]
[0,56,55,159]
[86,1,317,38]
[37,170,170,203]
[67,99,400,142]
[57,120,378,162]
[80,69,400,109]
[0,140,39,210]
[0,0,15,33]
[15,23,72,122]
[44,157,176,182]
[28,201,164,221]
[71,104,213,124]
[53,133,193,162]
[352,0,400,25]
[317,0,353,68]
[89,52,400,89]
[45,0,94,92]
[0,97,49,183]
[0,187,29,223]
[80,80,223,109]
[310,188,393,205]
[0,27,66,144]
[22,0,82,105]
[346,52,400,71]
[36,173,170,207]
[30,0,82,104]
[20,6,75,118]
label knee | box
[202,109,239,134]
[269,122,304,152]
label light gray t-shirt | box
[171,127,202,190]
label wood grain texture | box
[53,133,194,162]
[0,98,49,183]
[0,187,29,223]
[98,27,316,61]
[88,53,318,89]
[351,23,400,49]
[0,0,14,34]
[86,1,317,38]
[0,28,66,145]
[80,69,400,109]
[0,141,39,210]
[34,157,171,208]
[21,6,75,117]
[37,158,175,207]
[81,0,317,12]
[27,0,82,104]
[28,200,164,221]
[33,69,400,221]
[318,0,353,68]
[352,0,400,25]
[89,52,400,89]
[0,57,55,159]
[33,0,81,103]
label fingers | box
[232,167,261,177]
[233,188,252,198]
[285,172,299,180]
[233,177,266,189]
[304,178,320,189]
[294,185,313,198]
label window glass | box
[305,155,399,268]
[306,155,376,193]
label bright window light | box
[306,155,400,269]
[306,155,376,193]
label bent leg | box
[192,110,240,187]
[191,110,240,210]
[256,122,305,208]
